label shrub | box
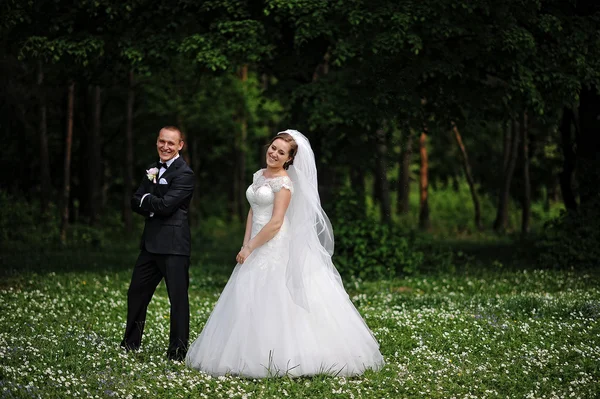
[333,219,425,279]
[0,193,133,250]
[0,192,60,248]
[537,203,600,269]
[331,187,426,279]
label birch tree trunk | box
[60,81,75,244]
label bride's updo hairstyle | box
[270,132,298,170]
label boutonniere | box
[146,167,159,183]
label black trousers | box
[121,249,190,357]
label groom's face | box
[156,128,184,162]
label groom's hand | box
[131,174,155,216]
[140,169,194,216]
[142,177,156,195]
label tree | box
[494,119,520,232]
[397,129,413,215]
[521,112,531,235]
[37,60,51,216]
[558,108,578,211]
[374,127,392,224]
[86,85,102,225]
[235,65,249,220]
[60,81,75,244]
[451,122,482,231]
[419,129,430,230]
[123,71,135,233]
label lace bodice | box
[246,169,293,240]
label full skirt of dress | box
[185,243,384,377]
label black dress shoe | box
[167,350,186,362]
[120,341,140,352]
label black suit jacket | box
[131,157,195,256]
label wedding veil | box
[280,129,344,311]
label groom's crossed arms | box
[131,167,195,218]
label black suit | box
[121,156,195,360]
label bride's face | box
[266,138,292,169]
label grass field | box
[1,248,599,398]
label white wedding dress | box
[186,169,384,377]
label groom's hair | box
[161,126,184,142]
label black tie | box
[157,162,168,170]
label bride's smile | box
[266,139,292,170]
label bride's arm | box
[242,209,253,247]
[236,188,291,264]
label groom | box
[121,126,195,361]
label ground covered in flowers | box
[1,250,599,398]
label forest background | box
[1,0,599,277]
[2,1,600,398]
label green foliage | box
[332,187,425,279]
[0,192,59,248]
[334,219,425,279]
[0,193,131,250]
[2,0,599,268]
[538,203,600,269]
[20,36,105,65]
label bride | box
[185,130,384,377]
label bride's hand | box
[236,246,253,264]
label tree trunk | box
[493,118,520,232]
[375,128,392,223]
[231,160,240,221]
[397,130,413,215]
[238,65,248,220]
[419,130,430,230]
[123,71,135,234]
[452,122,482,230]
[60,81,75,244]
[502,120,511,172]
[558,107,578,211]
[312,50,330,82]
[191,138,202,225]
[521,112,531,235]
[37,61,51,216]
[319,161,338,212]
[177,114,192,166]
[349,166,366,217]
[176,115,194,226]
[576,85,600,208]
[88,85,102,226]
